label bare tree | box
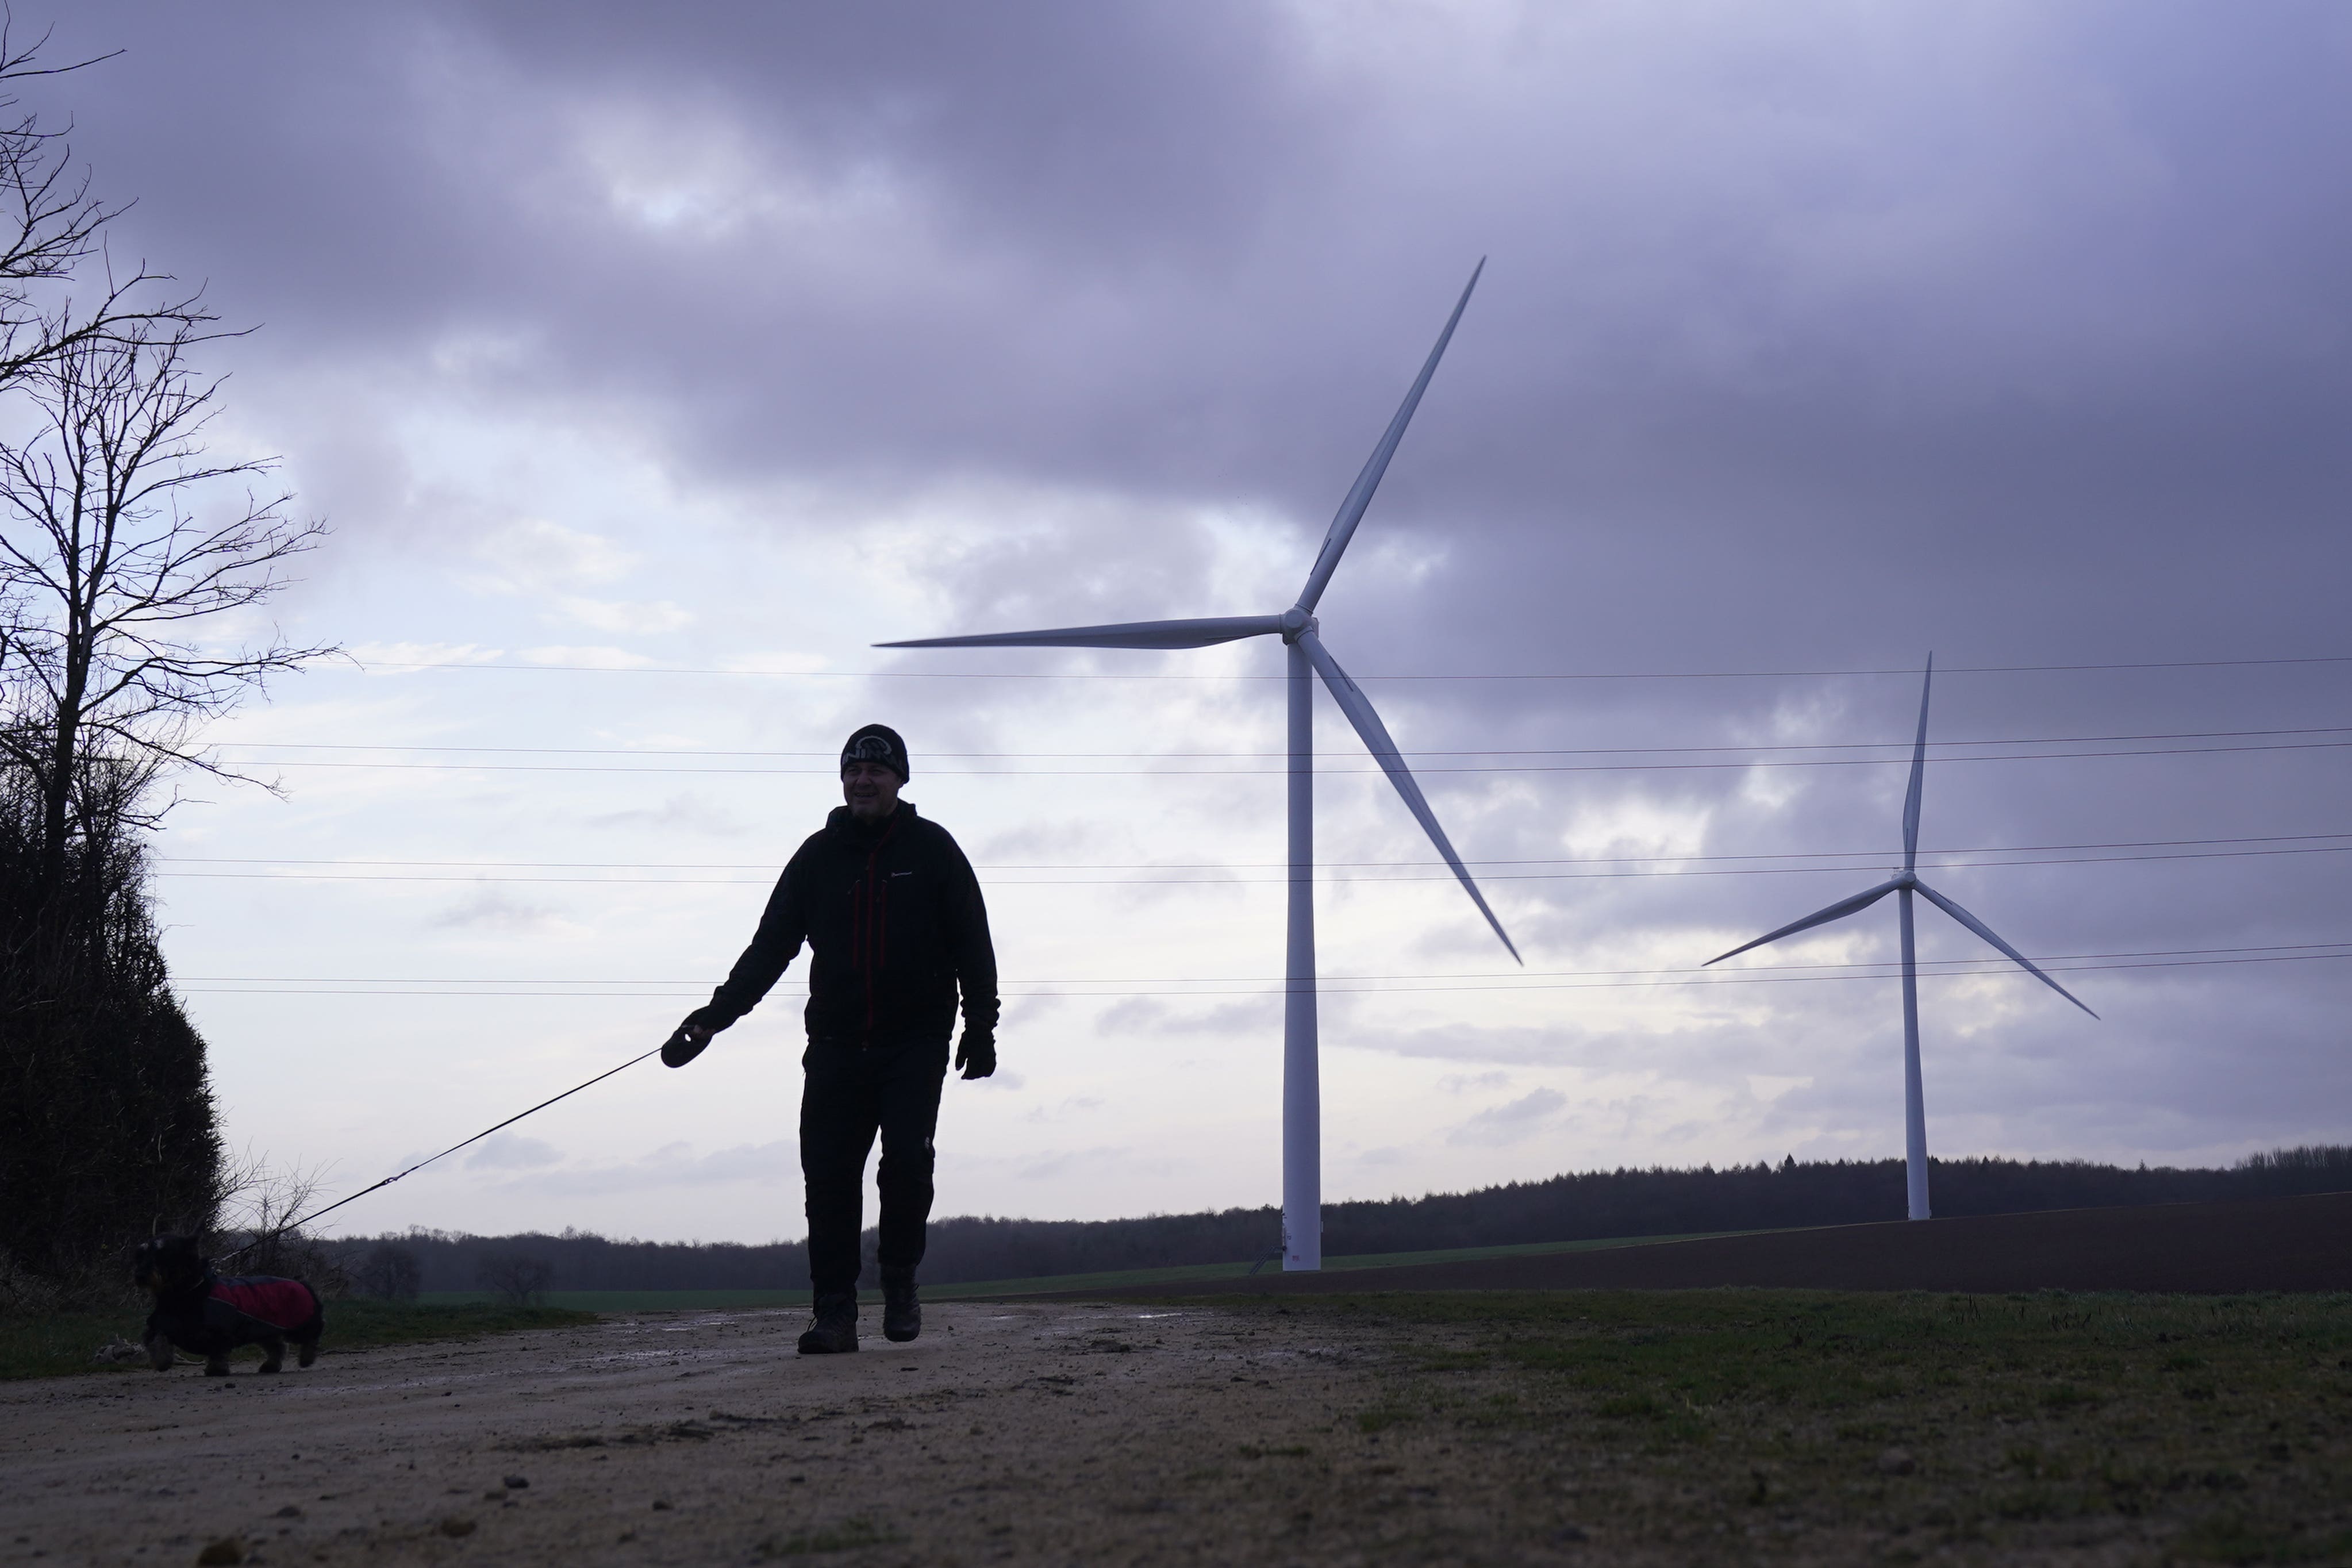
[352,1242,423,1301]
[0,310,336,910]
[212,1153,349,1293]
[476,1254,556,1308]
[0,18,179,386]
[0,21,300,917]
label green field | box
[1193,1288,2352,1562]
[412,1227,1750,1312]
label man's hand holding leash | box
[662,1008,720,1068]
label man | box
[664,723,997,1354]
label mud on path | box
[1,1301,1578,1567]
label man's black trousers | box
[800,1036,950,1299]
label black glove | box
[662,1007,724,1069]
[954,1030,996,1080]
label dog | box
[133,1236,324,1377]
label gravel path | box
[3,1301,1539,1567]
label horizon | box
[303,1140,2352,1251]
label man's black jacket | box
[698,801,999,1045]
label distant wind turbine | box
[1703,658,2097,1221]
[879,264,1519,1270]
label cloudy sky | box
[25,2,2350,1245]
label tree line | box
[336,1144,2352,1294]
[0,28,327,1296]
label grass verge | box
[0,1298,597,1382]
[1152,1289,2352,1563]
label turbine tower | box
[879,264,1520,1270]
[1703,657,2097,1221]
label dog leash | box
[215,1044,665,1265]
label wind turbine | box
[878,264,1519,1270]
[1703,657,2097,1221]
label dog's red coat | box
[211,1275,318,1331]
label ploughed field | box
[5,1288,2350,1566]
[1096,1193,2352,1298]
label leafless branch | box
[0,14,140,385]
[0,309,337,902]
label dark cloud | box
[427,887,562,932]
[464,1132,562,1171]
[585,792,750,836]
[1448,1086,1567,1147]
[37,3,2348,663]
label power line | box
[198,724,2352,760]
[144,737,2352,777]
[170,940,2352,986]
[346,653,2352,682]
[148,840,2352,886]
[172,946,2352,999]
[149,832,2352,871]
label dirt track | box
[1087,1192,2352,1299]
[1,1300,1547,1568]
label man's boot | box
[797,1292,859,1355]
[881,1268,921,1343]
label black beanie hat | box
[840,722,910,782]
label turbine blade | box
[1702,878,1904,966]
[1298,629,1520,963]
[878,614,1287,651]
[1902,655,1933,871]
[1911,879,2099,1019]
[1294,260,1485,614]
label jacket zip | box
[855,816,900,1039]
